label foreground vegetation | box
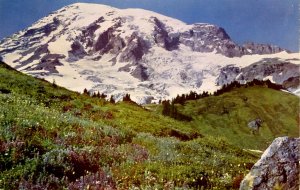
[0,62,298,189]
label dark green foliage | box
[214,79,283,96]
[162,100,192,121]
[214,81,241,96]
[0,88,11,94]
[123,93,131,102]
[109,95,115,103]
[52,79,57,88]
[100,93,107,99]
[92,91,100,98]
[172,91,209,105]
[83,88,89,95]
[91,91,107,99]
[162,100,171,116]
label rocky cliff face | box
[242,42,287,55]
[179,23,243,57]
[178,24,287,57]
[240,137,299,190]
[0,3,299,103]
[217,58,300,90]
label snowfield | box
[0,3,299,104]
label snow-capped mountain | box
[0,3,299,103]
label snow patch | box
[48,36,72,55]
[263,76,274,83]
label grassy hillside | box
[179,86,299,150]
[0,61,297,189]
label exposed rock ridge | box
[178,23,287,57]
[242,42,288,55]
[216,58,300,90]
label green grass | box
[178,86,299,150]
[0,61,297,189]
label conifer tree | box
[83,88,89,95]
[100,93,107,99]
[123,93,131,102]
[52,79,57,88]
[96,91,101,98]
[109,95,115,104]
[162,100,171,116]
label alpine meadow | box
[0,2,299,189]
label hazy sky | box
[0,0,298,51]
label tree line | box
[163,79,283,106]
[213,79,282,96]
[82,88,133,104]
[160,79,284,121]
[82,79,283,121]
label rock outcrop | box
[240,137,299,190]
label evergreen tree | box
[92,92,97,98]
[170,101,176,118]
[52,79,57,88]
[162,100,171,116]
[83,88,89,95]
[100,93,107,99]
[109,95,115,104]
[96,91,101,98]
[123,93,131,102]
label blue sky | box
[0,0,298,51]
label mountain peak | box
[66,2,116,9]
[0,3,298,104]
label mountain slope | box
[0,3,299,104]
[179,86,299,150]
[1,61,298,188]
[0,61,259,189]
